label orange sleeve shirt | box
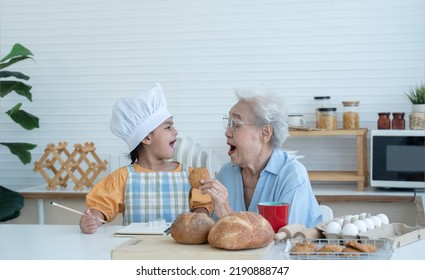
[86,163,213,222]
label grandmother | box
[200,86,323,228]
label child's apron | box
[123,164,190,225]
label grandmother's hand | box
[199,178,232,219]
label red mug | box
[258,202,290,233]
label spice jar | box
[377,113,391,129]
[392,112,405,130]
[342,101,360,129]
[314,96,331,128]
[318,107,337,130]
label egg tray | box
[283,238,393,260]
[315,213,378,240]
[317,217,424,248]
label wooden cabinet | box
[289,128,368,191]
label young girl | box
[80,83,212,234]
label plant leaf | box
[0,43,33,63]
[405,82,425,104]
[0,43,38,166]
[0,142,37,165]
[6,103,40,130]
[0,81,32,100]
[0,55,34,70]
[0,70,30,80]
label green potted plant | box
[405,82,425,130]
[0,43,39,164]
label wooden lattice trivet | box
[33,141,108,191]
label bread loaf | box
[208,212,275,250]
[189,167,210,189]
[171,212,215,244]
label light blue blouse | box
[216,148,323,228]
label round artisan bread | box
[189,167,210,189]
[207,211,275,250]
[171,212,215,244]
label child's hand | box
[79,209,104,234]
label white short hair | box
[234,85,289,148]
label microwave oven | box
[370,130,425,189]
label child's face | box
[150,117,178,159]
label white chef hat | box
[109,83,172,152]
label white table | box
[0,224,130,260]
[0,224,424,260]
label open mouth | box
[170,139,177,148]
[228,144,236,155]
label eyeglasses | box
[223,115,256,131]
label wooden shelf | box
[289,128,368,191]
[289,128,368,137]
[316,194,414,203]
[308,171,365,182]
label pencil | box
[50,201,106,223]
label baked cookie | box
[290,241,317,253]
[341,246,362,257]
[189,167,210,189]
[345,240,378,253]
[316,244,344,253]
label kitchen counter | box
[17,185,90,224]
[0,224,423,260]
[19,184,89,199]
[314,186,424,227]
[19,184,419,202]
[313,185,418,203]
[15,185,424,226]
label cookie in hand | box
[189,167,210,189]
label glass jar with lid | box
[318,107,337,130]
[342,101,360,129]
[377,112,391,129]
[314,96,331,128]
[392,112,405,130]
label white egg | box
[325,221,342,234]
[363,218,375,231]
[359,213,368,220]
[352,214,359,221]
[335,218,344,227]
[377,213,389,225]
[370,216,382,228]
[343,215,354,226]
[344,215,353,223]
[353,220,367,233]
[341,223,359,236]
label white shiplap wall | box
[0,0,424,190]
